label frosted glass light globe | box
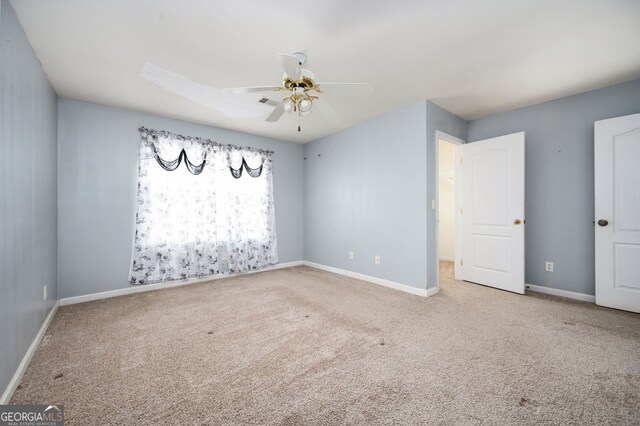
[283,98,294,113]
[298,98,312,112]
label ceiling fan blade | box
[315,82,373,93]
[266,99,287,122]
[221,86,280,95]
[140,62,271,119]
[313,98,341,125]
[277,53,302,81]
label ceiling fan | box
[222,53,373,132]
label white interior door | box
[461,132,525,294]
[595,113,640,313]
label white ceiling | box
[11,0,640,143]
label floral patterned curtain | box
[129,127,278,285]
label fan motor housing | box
[283,76,316,91]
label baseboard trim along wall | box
[1,302,60,405]
[60,260,432,307]
[526,283,596,303]
[426,287,440,297]
[303,261,430,297]
[59,261,305,306]
[54,264,598,307]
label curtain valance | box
[139,127,272,178]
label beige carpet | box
[11,264,640,425]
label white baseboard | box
[302,261,430,297]
[526,283,595,303]
[1,301,59,404]
[426,286,440,297]
[59,261,304,306]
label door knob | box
[597,219,608,227]
[513,219,522,225]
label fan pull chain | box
[298,108,301,132]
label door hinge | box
[460,208,463,215]
[460,259,463,266]
[460,157,463,165]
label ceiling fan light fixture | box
[298,97,312,113]
[283,98,294,113]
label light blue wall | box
[3,6,638,400]
[426,101,467,288]
[304,102,428,290]
[57,99,304,298]
[0,0,58,396]
[467,79,640,296]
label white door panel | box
[595,113,640,313]
[461,132,525,294]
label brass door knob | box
[514,219,522,225]
[597,219,608,227]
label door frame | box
[435,131,465,292]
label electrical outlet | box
[545,261,554,272]
[375,255,381,266]
[349,251,354,260]
[43,285,47,300]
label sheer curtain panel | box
[129,127,277,284]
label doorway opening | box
[435,131,464,289]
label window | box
[129,128,277,284]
